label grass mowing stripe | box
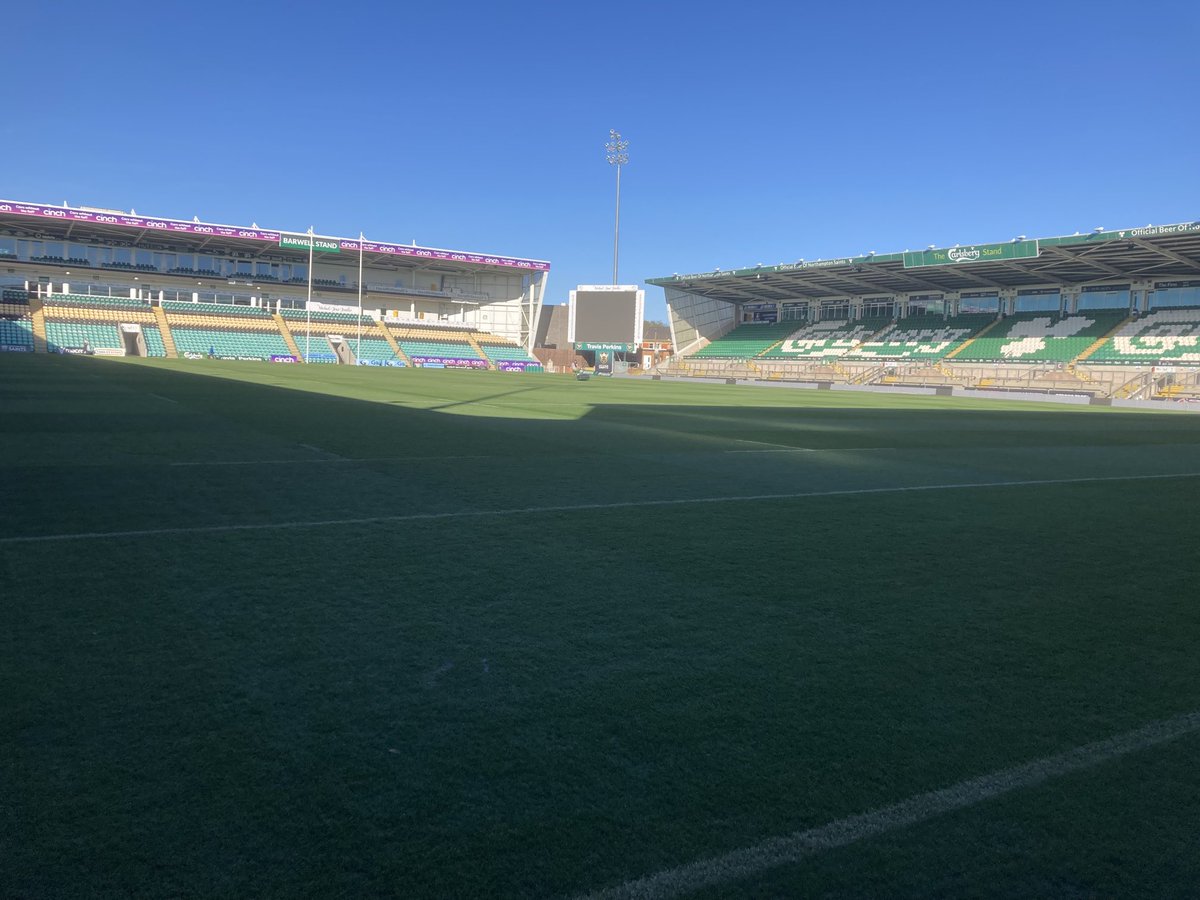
[579,708,1200,900]
[4,470,1200,545]
[167,453,499,467]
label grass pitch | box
[3,354,1200,898]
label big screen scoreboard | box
[568,285,644,350]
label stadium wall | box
[665,287,736,356]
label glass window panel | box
[1150,286,1200,309]
[959,295,999,313]
[1077,290,1130,310]
[1015,293,1060,312]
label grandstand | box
[652,220,1200,399]
[0,198,550,366]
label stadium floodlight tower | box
[605,129,629,285]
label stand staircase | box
[1073,314,1133,364]
[151,304,178,358]
[27,294,47,353]
[465,331,495,369]
[943,316,1003,360]
[375,322,410,365]
[272,313,304,361]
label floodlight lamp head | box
[605,129,629,165]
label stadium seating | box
[165,302,289,360]
[168,267,223,278]
[141,326,167,357]
[758,320,883,359]
[398,339,480,361]
[389,324,485,362]
[279,308,362,326]
[843,314,995,361]
[690,322,799,359]
[2,288,29,304]
[480,343,538,362]
[46,293,149,311]
[0,316,34,350]
[475,333,541,368]
[31,255,91,266]
[172,327,291,360]
[1086,309,1200,365]
[951,311,1124,362]
[45,321,123,352]
[42,305,156,326]
[295,334,338,363]
[162,300,270,319]
[106,261,158,272]
[352,337,403,363]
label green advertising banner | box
[575,341,634,352]
[280,234,341,253]
[903,240,1037,269]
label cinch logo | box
[948,247,981,263]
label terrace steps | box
[27,295,48,353]
[375,321,410,364]
[272,313,304,361]
[465,332,495,370]
[1074,314,1134,363]
[943,316,1002,359]
[151,305,178,358]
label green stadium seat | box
[1086,309,1200,365]
[757,320,881,360]
[843,314,996,361]
[954,311,1125,362]
[690,322,799,359]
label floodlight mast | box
[606,130,629,285]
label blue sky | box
[7,0,1198,321]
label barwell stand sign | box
[280,234,340,253]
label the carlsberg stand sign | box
[280,234,341,253]
[903,240,1038,269]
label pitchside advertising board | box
[568,285,644,352]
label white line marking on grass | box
[726,446,899,454]
[577,708,1200,900]
[734,438,814,451]
[3,471,1200,545]
[145,393,178,405]
[297,442,345,460]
